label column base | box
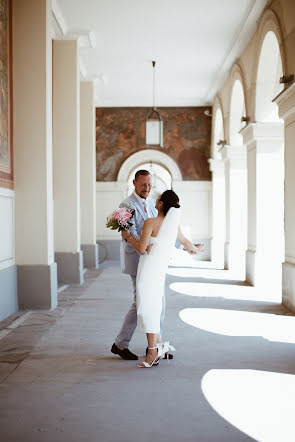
[211,239,225,269]
[17,263,57,310]
[224,242,246,279]
[282,262,295,312]
[55,251,84,285]
[224,242,230,270]
[81,244,99,269]
[0,266,18,321]
[246,250,255,286]
[246,249,282,301]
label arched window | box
[127,162,172,199]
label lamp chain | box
[152,60,156,110]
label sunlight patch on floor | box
[167,266,245,281]
[179,308,295,344]
[201,369,295,442]
[169,281,271,302]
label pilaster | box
[53,39,84,284]
[220,145,247,277]
[13,0,57,309]
[275,83,295,309]
[241,122,284,298]
[208,158,225,268]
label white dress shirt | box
[133,191,153,218]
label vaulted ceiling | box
[52,0,270,107]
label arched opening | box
[117,149,182,184]
[256,31,283,122]
[210,105,226,268]
[229,79,246,146]
[127,162,172,199]
[224,76,247,276]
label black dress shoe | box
[111,343,138,360]
[145,346,174,360]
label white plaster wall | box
[285,119,295,264]
[0,188,14,271]
[247,146,256,251]
[173,181,212,241]
[96,181,212,242]
[96,182,126,240]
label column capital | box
[240,122,284,154]
[240,122,284,147]
[274,82,295,122]
[208,158,225,174]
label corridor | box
[1,261,295,442]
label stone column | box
[275,83,295,310]
[221,145,247,277]
[241,123,284,298]
[208,159,225,268]
[13,0,57,309]
[53,40,83,284]
[80,81,98,268]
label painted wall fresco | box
[0,0,13,189]
[96,107,212,181]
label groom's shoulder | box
[120,193,136,208]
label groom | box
[111,169,168,360]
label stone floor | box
[1,261,295,442]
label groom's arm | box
[119,201,140,241]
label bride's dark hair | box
[160,190,180,216]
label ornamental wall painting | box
[96,107,212,182]
[0,0,13,189]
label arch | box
[255,31,283,122]
[117,149,182,182]
[253,9,286,122]
[211,96,225,159]
[228,68,247,146]
[228,63,248,118]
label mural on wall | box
[96,107,212,181]
[0,0,13,188]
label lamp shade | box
[145,108,163,147]
[146,120,163,146]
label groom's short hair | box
[135,170,150,181]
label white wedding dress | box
[136,207,180,333]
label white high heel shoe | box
[137,342,175,368]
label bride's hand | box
[146,244,153,254]
[185,243,204,254]
[194,243,204,254]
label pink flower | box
[106,206,134,232]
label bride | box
[122,190,200,368]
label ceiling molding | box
[205,0,269,104]
[67,30,96,49]
[51,0,68,36]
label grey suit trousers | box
[115,275,166,349]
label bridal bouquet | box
[106,206,135,232]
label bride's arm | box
[177,227,200,254]
[121,219,153,254]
